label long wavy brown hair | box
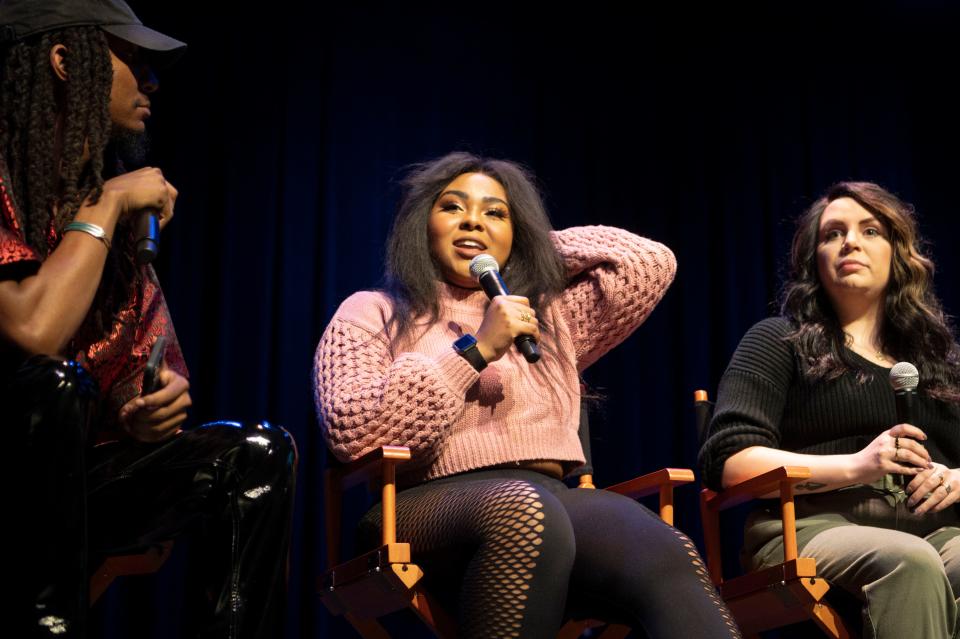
[781,181,960,401]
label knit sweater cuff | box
[435,348,481,396]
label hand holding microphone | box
[890,362,928,487]
[850,362,931,484]
[887,363,958,513]
[100,167,177,263]
[469,254,541,364]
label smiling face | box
[816,196,893,308]
[427,172,514,288]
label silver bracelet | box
[63,221,111,250]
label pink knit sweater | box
[314,225,676,483]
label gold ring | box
[520,311,532,323]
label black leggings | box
[360,468,740,639]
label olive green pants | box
[743,476,960,639]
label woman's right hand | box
[849,423,932,484]
[475,295,539,363]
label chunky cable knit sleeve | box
[314,292,480,464]
[553,225,677,371]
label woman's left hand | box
[906,462,960,514]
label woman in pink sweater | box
[315,152,738,638]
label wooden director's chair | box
[695,389,857,639]
[321,401,695,638]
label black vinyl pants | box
[360,468,741,639]
[9,355,297,639]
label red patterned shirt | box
[0,155,188,439]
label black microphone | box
[135,210,160,264]
[889,361,920,486]
[468,254,541,363]
[890,361,920,426]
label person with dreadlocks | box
[0,1,297,637]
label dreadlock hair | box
[0,26,113,254]
[781,181,960,402]
[384,152,567,345]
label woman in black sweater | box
[699,182,960,639]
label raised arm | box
[0,166,175,356]
[553,225,676,371]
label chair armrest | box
[604,467,695,499]
[700,465,811,511]
[89,541,174,604]
[700,465,812,584]
[325,446,412,567]
[333,445,412,489]
[602,468,695,527]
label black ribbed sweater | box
[698,317,960,491]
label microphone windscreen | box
[889,362,920,392]
[469,254,499,279]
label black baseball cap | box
[0,0,186,64]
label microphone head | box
[889,362,920,392]
[469,254,499,279]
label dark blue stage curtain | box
[88,2,960,637]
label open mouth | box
[452,238,487,259]
[453,238,487,250]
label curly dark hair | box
[781,181,960,401]
[0,26,113,253]
[385,151,567,344]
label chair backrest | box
[694,389,714,446]
[569,393,594,480]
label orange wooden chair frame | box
[89,541,175,605]
[696,390,855,639]
[321,445,695,639]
